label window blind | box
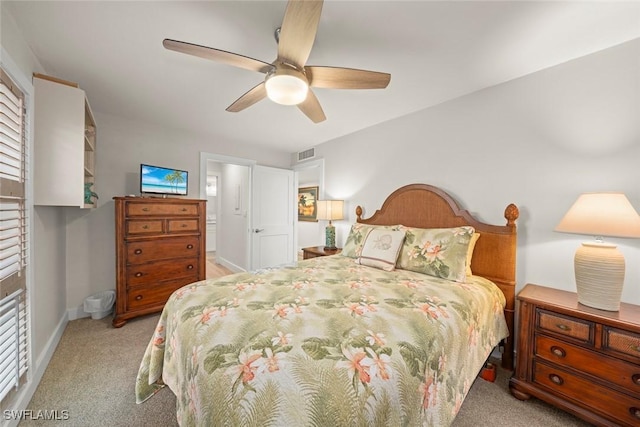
[0,67,28,405]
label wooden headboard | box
[356,183,519,369]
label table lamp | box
[555,192,640,311]
[316,200,344,250]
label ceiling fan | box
[163,0,391,123]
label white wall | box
[314,39,640,305]
[217,163,250,271]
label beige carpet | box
[20,314,590,427]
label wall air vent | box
[297,148,315,162]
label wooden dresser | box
[510,283,640,426]
[113,197,206,327]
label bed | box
[136,183,519,426]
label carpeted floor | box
[20,314,591,427]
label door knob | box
[254,228,265,233]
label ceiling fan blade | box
[163,39,273,74]
[277,0,323,68]
[297,89,326,123]
[226,82,267,112]
[306,66,391,89]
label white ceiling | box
[6,1,640,153]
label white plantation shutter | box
[0,289,26,401]
[0,67,28,403]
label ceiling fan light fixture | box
[265,67,309,106]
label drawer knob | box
[550,346,566,358]
[134,249,142,255]
[555,324,571,332]
[632,374,640,386]
[187,265,194,270]
[186,244,193,249]
[630,407,640,420]
[135,272,143,277]
[135,295,143,301]
[181,223,187,228]
[549,374,564,385]
[181,208,187,211]
[142,207,149,211]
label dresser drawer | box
[533,361,640,426]
[536,309,594,345]
[126,276,199,310]
[127,257,199,287]
[126,220,164,235]
[127,202,198,217]
[126,237,199,263]
[604,327,640,360]
[536,334,640,395]
[168,219,199,233]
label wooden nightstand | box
[302,246,341,260]
[509,283,640,426]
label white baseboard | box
[2,312,68,427]
[216,256,245,273]
[67,304,90,321]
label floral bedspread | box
[136,255,508,426]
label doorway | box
[200,153,319,275]
[293,159,325,256]
[200,153,255,274]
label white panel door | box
[251,165,295,270]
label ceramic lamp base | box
[324,223,336,250]
[574,242,625,311]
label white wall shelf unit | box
[33,74,96,208]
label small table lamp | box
[316,200,344,251]
[555,193,640,311]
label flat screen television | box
[140,164,188,196]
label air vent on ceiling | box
[297,148,315,162]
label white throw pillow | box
[357,228,406,271]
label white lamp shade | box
[316,200,344,221]
[555,193,640,238]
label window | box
[0,67,28,404]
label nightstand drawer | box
[537,309,593,344]
[536,334,640,395]
[533,361,640,426]
[604,327,640,359]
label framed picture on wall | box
[298,186,318,221]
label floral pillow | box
[397,226,475,282]
[357,228,406,271]
[341,223,401,258]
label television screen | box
[140,164,188,196]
